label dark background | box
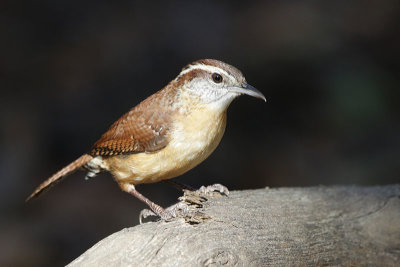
[1,1,399,266]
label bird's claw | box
[139,202,191,224]
[139,209,157,224]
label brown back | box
[90,84,177,156]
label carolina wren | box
[27,59,265,219]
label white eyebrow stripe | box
[177,64,235,82]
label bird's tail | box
[26,154,93,201]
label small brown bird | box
[27,59,265,219]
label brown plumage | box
[90,84,176,156]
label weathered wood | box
[69,185,400,266]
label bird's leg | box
[119,183,181,223]
[120,183,194,223]
[119,183,162,214]
[120,182,228,224]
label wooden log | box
[69,185,400,266]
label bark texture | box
[69,185,400,266]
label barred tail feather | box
[26,154,93,201]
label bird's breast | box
[106,106,227,184]
[167,107,227,171]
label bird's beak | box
[228,82,266,102]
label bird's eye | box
[212,73,223,83]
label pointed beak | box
[228,82,266,102]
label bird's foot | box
[139,186,220,224]
[139,202,190,224]
[139,184,228,224]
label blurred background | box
[1,0,399,266]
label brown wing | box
[90,108,171,156]
[89,89,175,156]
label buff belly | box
[103,108,227,185]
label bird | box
[27,59,266,220]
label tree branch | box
[68,185,400,266]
